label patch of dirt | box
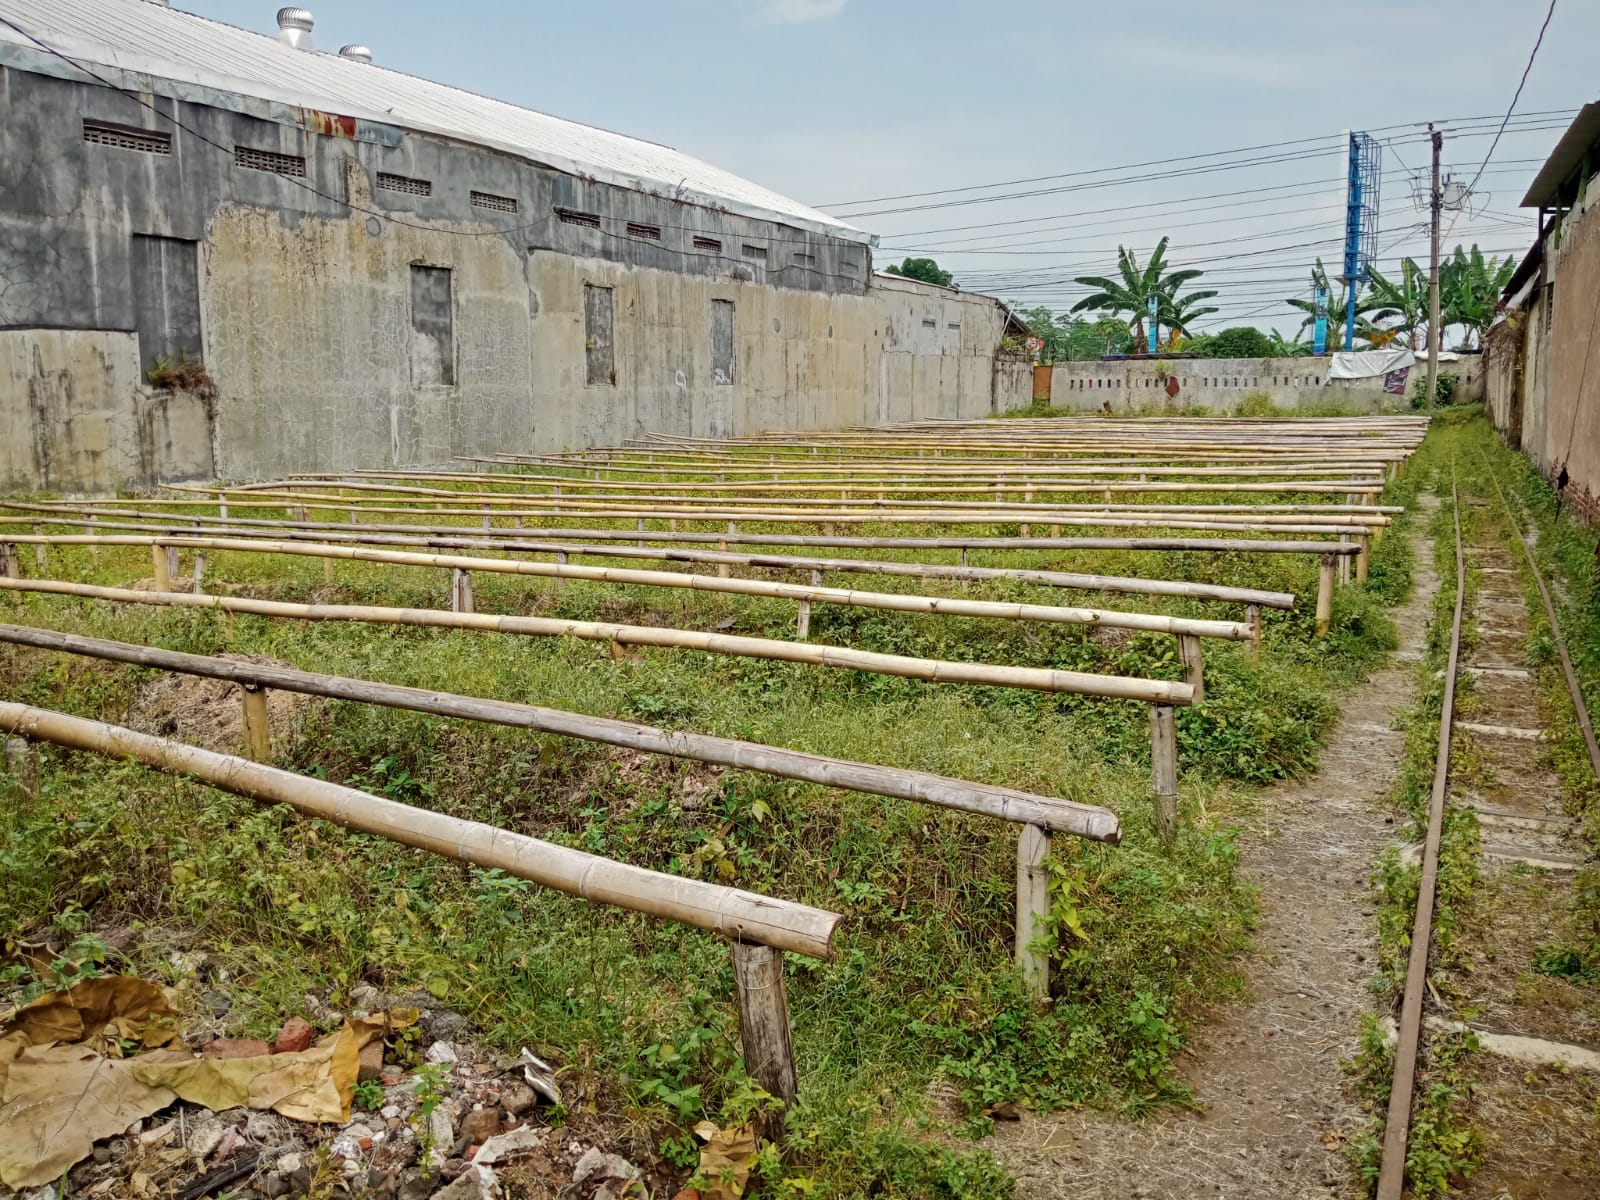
[124,655,317,760]
[990,499,1442,1199]
[1455,1054,1600,1200]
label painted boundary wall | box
[1046,355,1482,414]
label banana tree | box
[1365,258,1429,350]
[1071,236,1209,347]
[1440,245,1516,349]
[1161,288,1220,337]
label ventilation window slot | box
[235,145,306,177]
[83,120,171,156]
[693,236,723,253]
[378,171,432,196]
[741,243,768,261]
[794,252,816,267]
[556,207,601,229]
[470,190,518,213]
[921,318,938,328]
[947,322,961,330]
[625,222,661,241]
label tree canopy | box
[884,258,955,288]
[1070,236,1217,346]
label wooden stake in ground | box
[1151,704,1179,847]
[4,735,36,799]
[1316,553,1336,639]
[1015,824,1052,1000]
[240,684,270,762]
[731,941,798,1110]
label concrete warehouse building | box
[0,0,1031,493]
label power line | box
[1463,0,1560,197]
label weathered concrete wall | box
[0,61,1018,490]
[1483,312,1526,448]
[1046,355,1482,414]
[0,329,212,493]
[1537,171,1600,517]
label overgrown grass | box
[0,471,1414,1195]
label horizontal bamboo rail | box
[0,534,1252,644]
[0,578,1196,704]
[0,511,1298,610]
[0,624,1121,842]
[0,700,842,959]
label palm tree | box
[1071,236,1210,347]
[1440,245,1516,349]
[1162,288,1220,337]
[1365,258,1429,350]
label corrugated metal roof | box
[1521,101,1600,208]
[0,0,872,245]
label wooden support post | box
[0,543,18,580]
[1356,533,1369,583]
[1246,603,1262,657]
[350,508,359,523]
[451,568,474,614]
[165,545,180,585]
[636,518,645,548]
[33,526,45,571]
[1316,554,1335,639]
[482,510,492,531]
[720,522,735,578]
[959,548,968,567]
[192,553,207,595]
[1338,552,1350,585]
[512,516,522,529]
[1015,823,1051,1001]
[151,544,171,592]
[1150,703,1178,848]
[730,940,798,1116]
[1178,633,1204,704]
[796,600,811,639]
[292,505,307,523]
[240,684,270,762]
[88,516,99,561]
[4,735,37,800]
[324,556,335,585]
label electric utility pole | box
[1426,124,1443,407]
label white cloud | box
[749,0,848,24]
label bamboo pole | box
[0,624,1120,841]
[4,534,1253,643]
[150,544,171,592]
[1246,604,1262,657]
[731,941,798,1112]
[0,700,842,959]
[1016,824,1051,1001]
[1178,634,1204,705]
[1151,704,1178,848]
[1316,554,1336,639]
[0,580,1194,707]
[240,684,270,762]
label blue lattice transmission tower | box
[1340,132,1382,352]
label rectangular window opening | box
[234,145,306,177]
[741,243,768,262]
[409,265,454,387]
[625,222,662,241]
[377,171,432,197]
[132,235,201,376]
[693,236,723,253]
[921,318,938,329]
[84,120,172,156]
[556,207,601,229]
[794,252,816,267]
[947,322,960,330]
[585,284,615,387]
[711,299,736,386]
[470,190,518,213]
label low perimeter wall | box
[1046,355,1483,414]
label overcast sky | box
[188,0,1595,333]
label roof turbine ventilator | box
[276,6,314,50]
[338,44,372,63]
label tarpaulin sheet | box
[1326,348,1417,379]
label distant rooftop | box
[0,0,873,245]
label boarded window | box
[470,190,517,213]
[557,207,601,229]
[131,235,202,376]
[235,145,306,176]
[377,171,432,196]
[711,300,735,386]
[794,252,816,267]
[84,120,171,155]
[741,243,768,261]
[409,265,454,386]
[626,222,661,241]
[693,236,722,253]
[585,284,615,386]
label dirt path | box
[993,502,1440,1199]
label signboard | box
[1383,367,1410,396]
